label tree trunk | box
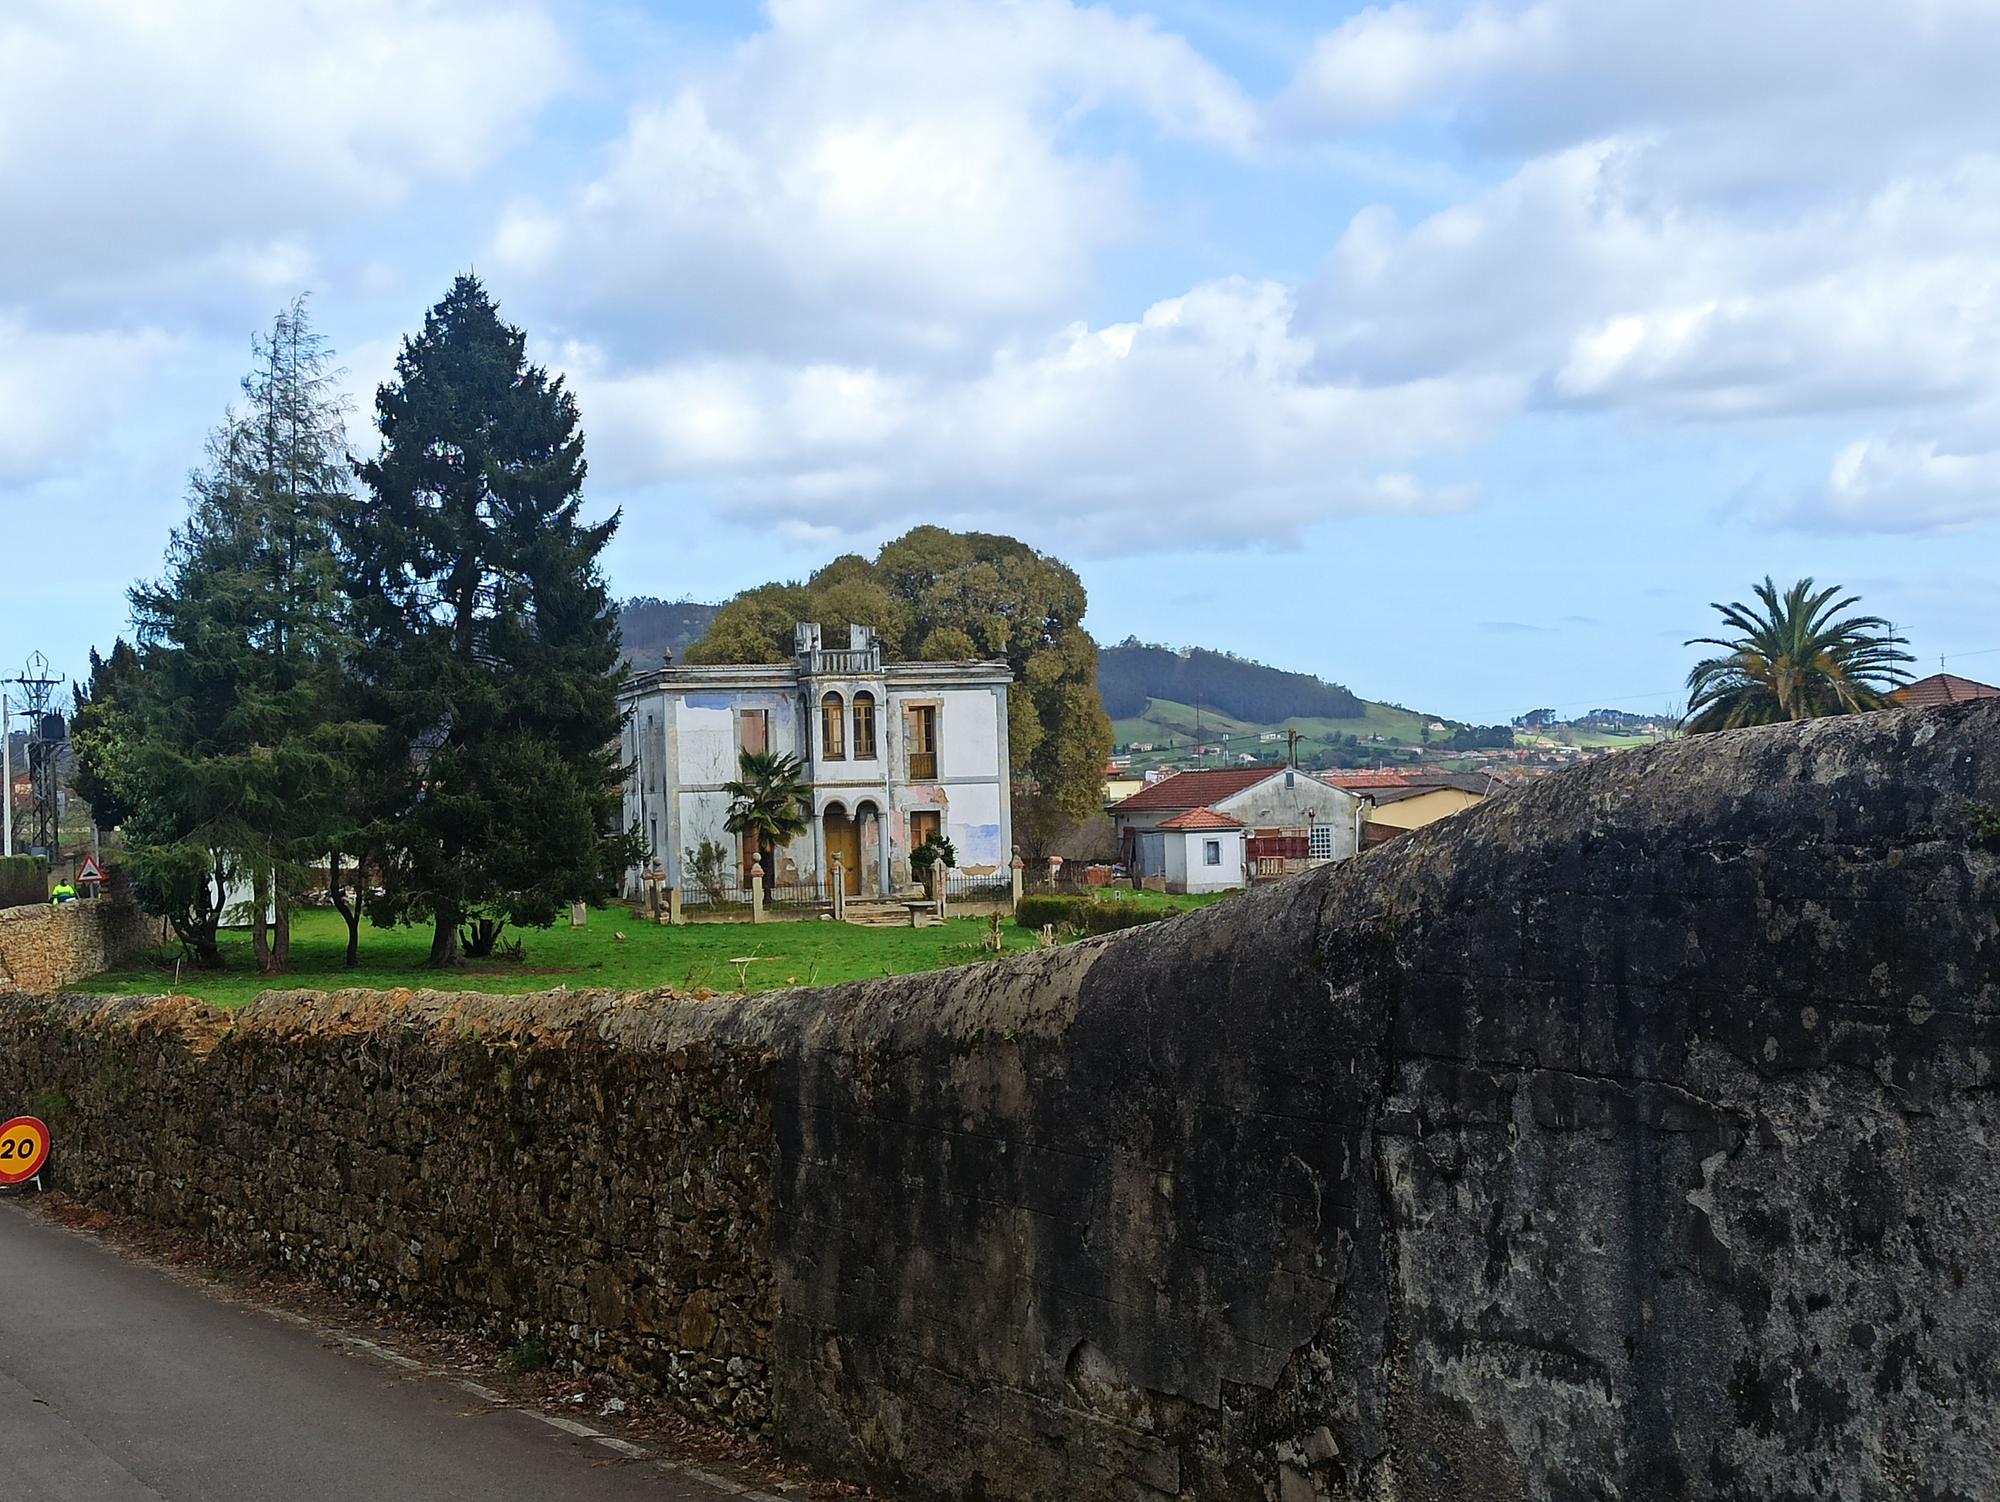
[760,842,776,900]
[429,910,462,967]
[328,852,361,968]
[272,893,291,971]
[252,867,274,974]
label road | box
[0,1200,781,1501]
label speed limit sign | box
[0,1116,51,1187]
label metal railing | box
[1023,864,1120,894]
[940,869,1013,902]
[800,648,881,676]
[681,876,832,911]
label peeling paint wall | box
[4,702,1998,1501]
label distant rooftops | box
[1892,672,2000,709]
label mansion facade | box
[618,624,1014,900]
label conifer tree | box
[346,275,636,966]
[110,297,360,971]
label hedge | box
[0,855,49,910]
[1015,894,1167,936]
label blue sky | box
[7,0,2000,723]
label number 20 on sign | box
[0,1116,51,1187]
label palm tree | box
[723,749,811,898]
[1683,577,1913,734]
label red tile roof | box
[1321,769,1423,789]
[1892,673,2000,708]
[1111,767,1280,811]
[1157,807,1247,831]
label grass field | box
[74,897,1226,1009]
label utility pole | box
[2,689,11,857]
[5,655,66,857]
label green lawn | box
[74,898,1220,1009]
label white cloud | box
[1755,439,2000,535]
[493,0,1258,363]
[1282,2,1558,128]
[0,0,571,313]
[0,317,176,484]
[1294,142,2000,459]
[565,278,1505,552]
[1282,0,2000,191]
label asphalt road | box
[0,1200,772,1501]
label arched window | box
[821,691,846,760]
[852,691,877,759]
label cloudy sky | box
[6,0,1999,723]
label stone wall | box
[2,700,1997,1500]
[0,990,777,1430]
[0,897,154,993]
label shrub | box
[1014,894,1076,930]
[1970,802,2000,850]
[0,855,48,910]
[1014,894,1167,937]
[502,1334,551,1375]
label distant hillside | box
[617,598,721,667]
[1098,640,1367,723]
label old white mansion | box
[618,624,1014,900]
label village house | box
[1110,766,1364,891]
[618,624,1013,901]
[1323,769,1497,847]
[1891,672,2000,707]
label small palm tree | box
[1683,576,1913,734]
[723,750,811,898]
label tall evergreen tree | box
[346,275,636,966]
[83,298,360,970]
[68,640,140,833]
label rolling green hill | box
[1112,696,1445,770]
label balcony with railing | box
[799,647,882,676]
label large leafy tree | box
[1684,576,1914,734]
[689,527,1113,820]
[345,274,637,966]
[723,750,812,898]
[75,299,359,971]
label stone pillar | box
[666,886,682,926]
[751,877,766,925]
[1046,855,1062,891]
[831,857,846,922]
[1010,857,1025,907]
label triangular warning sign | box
[76,856,105,885]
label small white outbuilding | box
[1132,808,1246,894]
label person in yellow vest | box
[49,882,76,906]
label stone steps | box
[844,900,939,928]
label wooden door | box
[826,810,862,896]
